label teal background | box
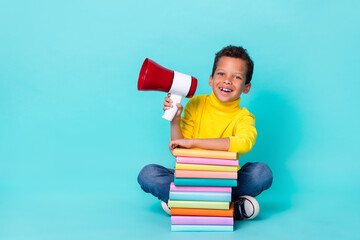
[1,1,359,239]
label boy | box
[138,45,273,220]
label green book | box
[174,178,237,187]
[168,200,230,210]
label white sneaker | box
[234,196,260,220]
[161,201,171,215]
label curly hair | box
[211,45,254,84]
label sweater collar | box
[208,91,241,112]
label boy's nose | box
[223,78,232,84]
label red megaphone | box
[138,58,197,121]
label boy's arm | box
[165,95,255,154]
[163,94,183,140]
[170,111,184,140]
[169,138,230,152]
[169,113,257,154]
[228,114,257,154]
[165,94,231,152]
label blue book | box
[174,178,237,187]
[171,225,233,232]
[169,191,231,202]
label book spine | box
[168,200,230,210]
[175,163,238,172]
[171,225,233,232]
[176,156,239,166]
[175,170,237,179]
[171,216,233,225]
[174,178,237,187]
[173,148,238,160]
[170,182,232,192]
[169,191,231,202]
[170,203,234,217]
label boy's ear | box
[243,83,251,94]
[209,75,213,87]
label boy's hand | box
[163,93,183,122]
[169,138,194,154]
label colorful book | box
[175,170,237,179]
[175,163,238,172]
[171,216,233,225]
[168,200,230,209]
[171,225,233,232]
[170,203,234,217]
[177,156,238,166]
[170,182,232,193]
[169,191,231,202]
[174,178,237,187]
[173,148,238,160]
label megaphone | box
[138,58,197,121]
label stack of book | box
[168,148,239,232]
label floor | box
[1,174,359,240]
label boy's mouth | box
[219,87,233,94]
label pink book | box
[170,182,232,193]
[175,170,237,179]
[176,156,238,166]
[171,216,234,225]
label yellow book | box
[175,163,238,172]
[173,148,238,160]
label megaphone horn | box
[138,58,197,121]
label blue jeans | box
[137,162,273,202]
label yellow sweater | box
[181,92,257,156]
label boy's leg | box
[137,164,174,203]
[232,162,273,200]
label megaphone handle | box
[162,94,183,121]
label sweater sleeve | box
[228,111,257,155]
[180,96,200,139]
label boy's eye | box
[217,72,224,76]
[235,76,242,80]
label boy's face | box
[209,56,251,103]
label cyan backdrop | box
[1,1,359,239]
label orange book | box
[170,202,234,217]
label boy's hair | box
[212,45,254,84]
